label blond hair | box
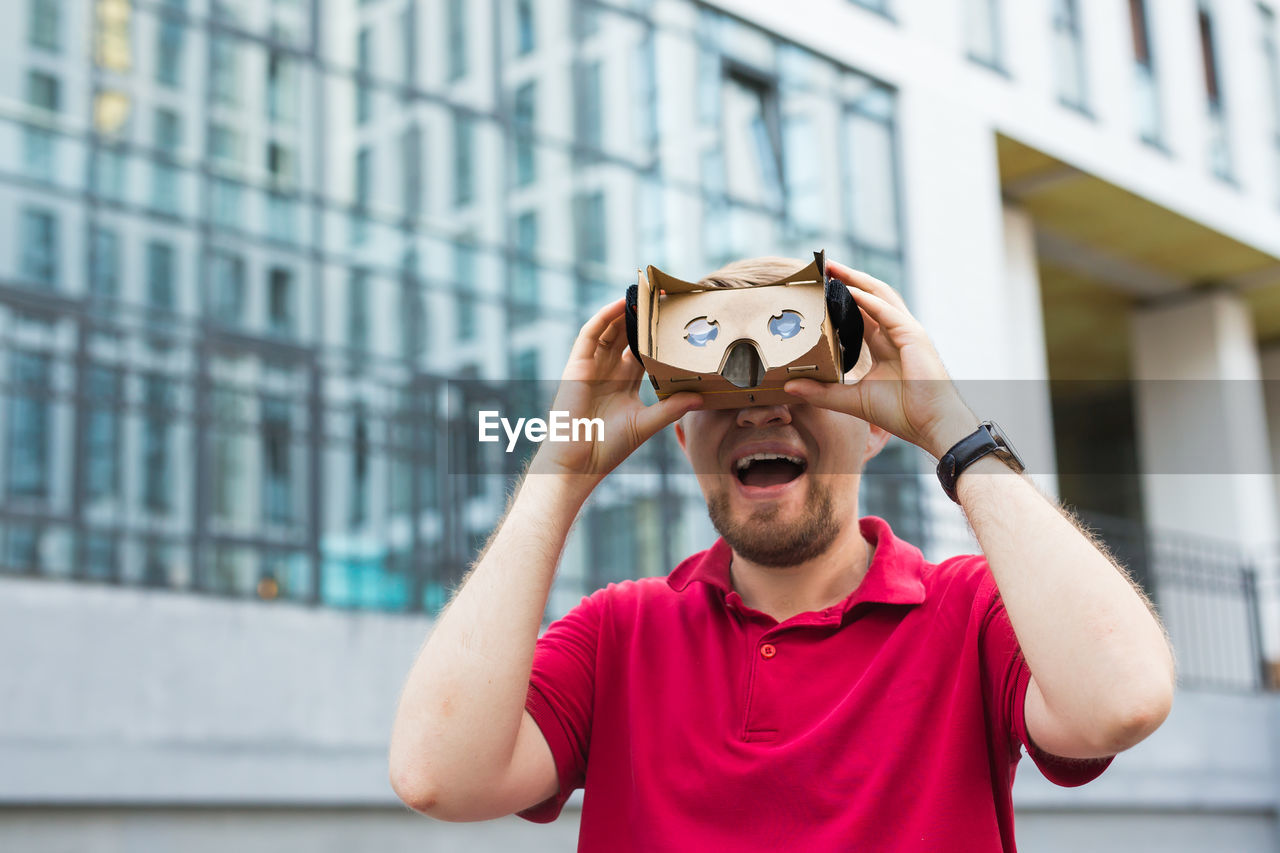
[696,256,808,290]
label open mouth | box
[734,453,808,488]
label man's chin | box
[706,482,841,569]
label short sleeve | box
[516,588,604,823]
[979,580,1115,788]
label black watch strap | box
[936,421,1024,503]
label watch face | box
[984,421,1026,472]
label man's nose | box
[735,404,792,429]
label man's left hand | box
[783,260,980,459]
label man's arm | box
[785,260,1175,760]
[388,299,701,821]
[951,451,1175,758]
[388,472,585,820]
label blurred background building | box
[2,0,1280,850]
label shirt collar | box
[666,515,927,614]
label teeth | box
[735,452,805,471]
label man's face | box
[675,402,888,568]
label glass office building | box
[0,0,916,615]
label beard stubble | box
[706,476,844,568]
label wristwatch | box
[935,421,1025,503]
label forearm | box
[388,467,586,807]
[955,455,1176,748]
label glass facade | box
[1262,3,1280,204]
[1129,0,1162,145]
[1,0,914,615]
[965,0,1004,70]
[1052,0,1089,112]
[1198,0,1233,180]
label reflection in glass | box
[6,353,52,499]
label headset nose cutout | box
[721,342,765,389]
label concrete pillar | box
[1131,289,1280,659]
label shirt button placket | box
[760,643,777,659]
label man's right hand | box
[527,297,703,491]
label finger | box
[828,260,910,314]
[782,378,864,419]
[568,298,626,362]
[846,287,919,347]
[633,391,703,443]
[593,314,630,364]
[859,306,899,364]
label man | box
[389,257,1176,851]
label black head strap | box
[624,284,643,363]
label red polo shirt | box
[519,515,1114,851]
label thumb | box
[634,391,703,443]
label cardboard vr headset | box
[623,251,867,410]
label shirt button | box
[760,643,777,659]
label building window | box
[849,0,891,16]
[261,397,293,525]
[152,108,182,214]
[267,141,295,188]
[399,250,425,359]
[24,70,59,182]
[156,16,183,87]
[146,241,176,310]
[208,250,245,324]
[353,145,372,243]
[401,5,416,85]
[401,124,422,218]
[516,0,535,55]
[6,352,51,499]
[454,236,477,342]
[29,0,60,51]
[783,113,824,237]
[94,0,132,71]
[348,268,369,351]
[1052,0,1089,111]
[633,35,659,157]
[573,60,603,161]
[267,51,298,124]
[1261,3,1280,203]
[843,83,904,278]
[722,69,783,210]
[357,27,373,125]
[572,0,601,40]
[1130,0,1162,144]
[211,387,245,522]
[89,226,120,301]
[453,113,474,206]
[92,144,128,203]
[447,0,466,81]
[210,35,239,106]
[965,0,1004,70]
[141,375,173,512]
[1199,0,1232,180]
[513,82,536,186]
[267,267,294,337]
[350,409,369,525]
[573,191,607,265]
[84,367,121,500]
[513,211,538,305]
[208,123,243,227]
[20,207,58,288]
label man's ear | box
[863,423,892,463]
[675,418,687,453]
